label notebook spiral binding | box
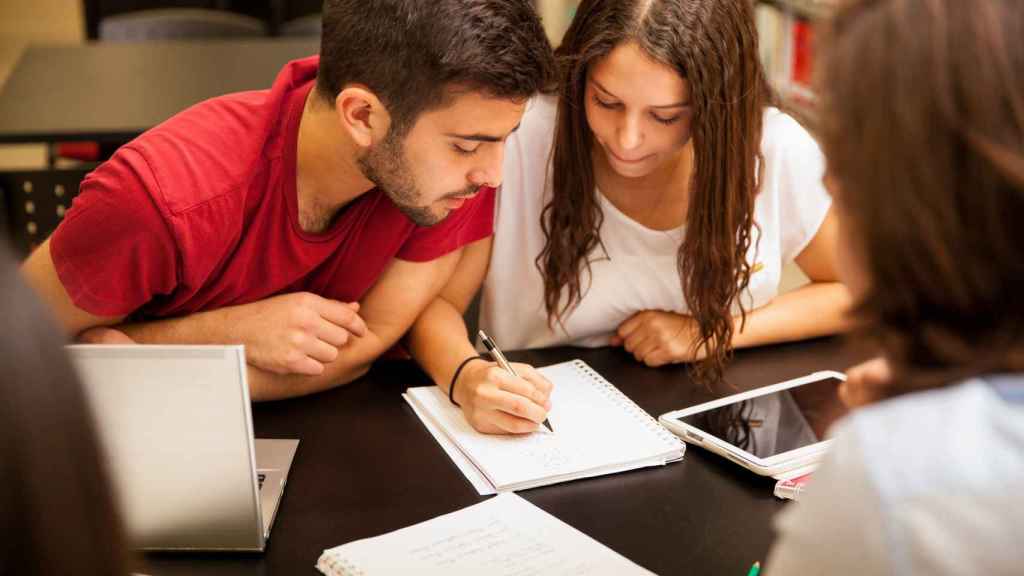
[320,555,367,576]
[570,360,684,450]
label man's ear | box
[334,85,391,149]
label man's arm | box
[116,293,367,377]
[23,235,459,400]
[241,250,462,400]
[21,239,126,334]
[406,237,553,434]
[22,237,368,378]
[118,252,459,400]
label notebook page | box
[403,392,496,495]
[405,360,682,491]
[316,493,654,576]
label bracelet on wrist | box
[448,355,488,407]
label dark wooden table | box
[0,39,318,144]
[142,337,865,575]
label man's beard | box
[358,133,476,227]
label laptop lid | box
[68,345,270,552]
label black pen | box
[478,329,554,433]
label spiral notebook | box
[316,493,655,575]
[403,360,685,494]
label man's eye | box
[453,143,479,156]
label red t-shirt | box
[51,56,494,319]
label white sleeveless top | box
[479,95,831,351]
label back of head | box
[316,0,555,135]
[819,0,1024,389]
[0,253,129,574]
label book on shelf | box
[756,1,822,112]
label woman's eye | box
[652,114,682,125]
[594,95,620,109]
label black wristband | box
[449,355,488,407]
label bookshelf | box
[756,0,836,125]
[763,0,835,21]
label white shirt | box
[767,376,1024,575]
[479,95,832,350]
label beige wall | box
[0,0,83,82]
[0,0,82,168]
[0,0,83,43]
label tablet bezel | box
[658,370,847,476]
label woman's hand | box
[612,310,705,367]
[840,356,892,408]
[453,361,554,434]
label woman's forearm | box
[732,282,853,349]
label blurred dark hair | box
[537,0,770,387]
[0,252,130,575]
[819,0,1024,392]
[316,0,556,135]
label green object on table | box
[747,561,761,576]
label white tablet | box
[659,371,848,478]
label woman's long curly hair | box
[537,0,769,387]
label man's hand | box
[78,326,137,344]
[454,361,554,434]
[840,356,892,408]
[611,310,705,367]
[232,292,367,376]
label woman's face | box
[585,41,693,179]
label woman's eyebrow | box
[591,79,689,108]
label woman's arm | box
[615,210,852,366]
[405,237,554,434]
[732,209,852,348]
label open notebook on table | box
[316,493,655,575]
[403,359,685,494]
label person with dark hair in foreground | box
[20,0,556,402]
[0,252,132,575]
[767,0,1024,573]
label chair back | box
[0,169,91,258]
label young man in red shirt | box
[21,0,556,401]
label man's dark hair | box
[317,0,555,135]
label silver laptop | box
[67,345,298,552]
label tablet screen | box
[677,377,848,459]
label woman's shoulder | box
[837,377,1024,495]
[760,106,820,159]
[501,94,559,198]
[511,94,559,153]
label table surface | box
[140,336,865,575]
[0,39,318,144]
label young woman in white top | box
[767,0,1024,572]
[408,0,851,434]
